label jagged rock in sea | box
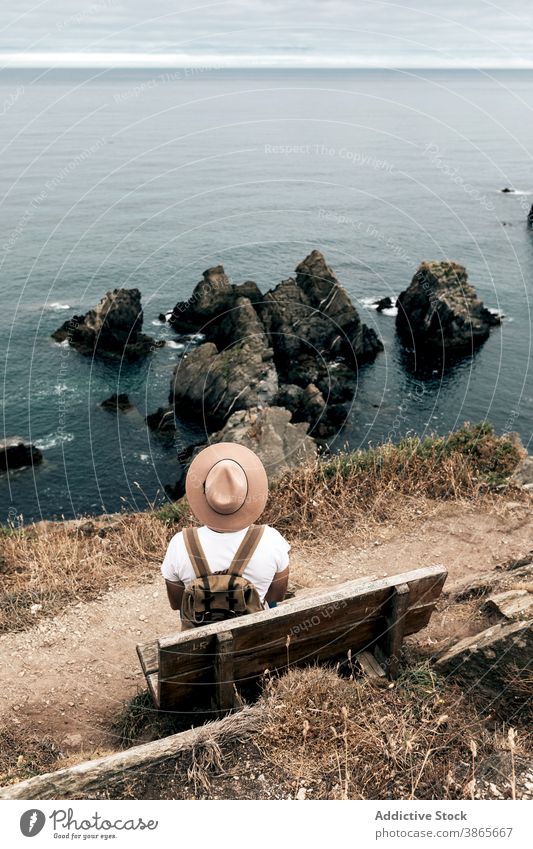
[164,405,315,498]
[161,251,382,443]
[169,337,278,429]
[374,296,393,311]
[257,250,383,384]
[528,204,533,228]
[52,289,161,360]
[168,266,264,335]
[99,393,134,412]
[0,438,43,472]
[275,382,348,442]
[146,406,176,432]
[396,261,500,352]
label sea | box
[0,68,532,523]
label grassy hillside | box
[0,422,525,633]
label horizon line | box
[1,52,533,70]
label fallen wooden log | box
[0,705,261,800]
[435,618,533,691]
[482,589,533,620]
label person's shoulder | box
[167,528,187,549]
[261,525,290,547]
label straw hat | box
[185,442,268,531]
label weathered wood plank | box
[435,618,533,691]
[482,590,533,620]
[158,565,446,651]
[381,583,410,678]
[0,706,261,800]
[136,641,158,675]
[158,618,387,707]
[215,631,236,713]
[154,566,447,709]
[356,650,386,678]
[147,671,159,707]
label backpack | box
[180,525,265,628]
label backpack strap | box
[228,525,265,581]
[183,527,211,591]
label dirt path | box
[1,498,531,757]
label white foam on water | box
[35,432,75,450]
[359,296,397,312]
[48,302,71,310]
[166,340,185,350]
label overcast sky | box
[1,0,532,68]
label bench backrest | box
[153,565,447,711]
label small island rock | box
[52,288,160,360]
[396,261,500,351]
[1,438,43,472]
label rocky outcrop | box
[396,262,500,352]
[168,266,264,335]
[257,250,382,384]
[1,438,43,472]
[275,382,348,442]
[528,204,533,228]
[210,406,317,479]
[99,393,134,412]
[170,339,278,429]
[162,251,383,443]
[374,296,393,311]
[52,289,161,360]
[511,454,533,490]
[482,590,533,621]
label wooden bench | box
[137,565,447,712]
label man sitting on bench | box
[161,443,290,629]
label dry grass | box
[73,665,531,800]
[0,724,61,784]
[256,665,500,799]
[0,513,173,632]
[0,422,524,632]
[263,422,525,540]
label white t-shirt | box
[161,525,290,603]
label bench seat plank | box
[150,565,447,710]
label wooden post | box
[215,631,236,713]
[380,583,410,679]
